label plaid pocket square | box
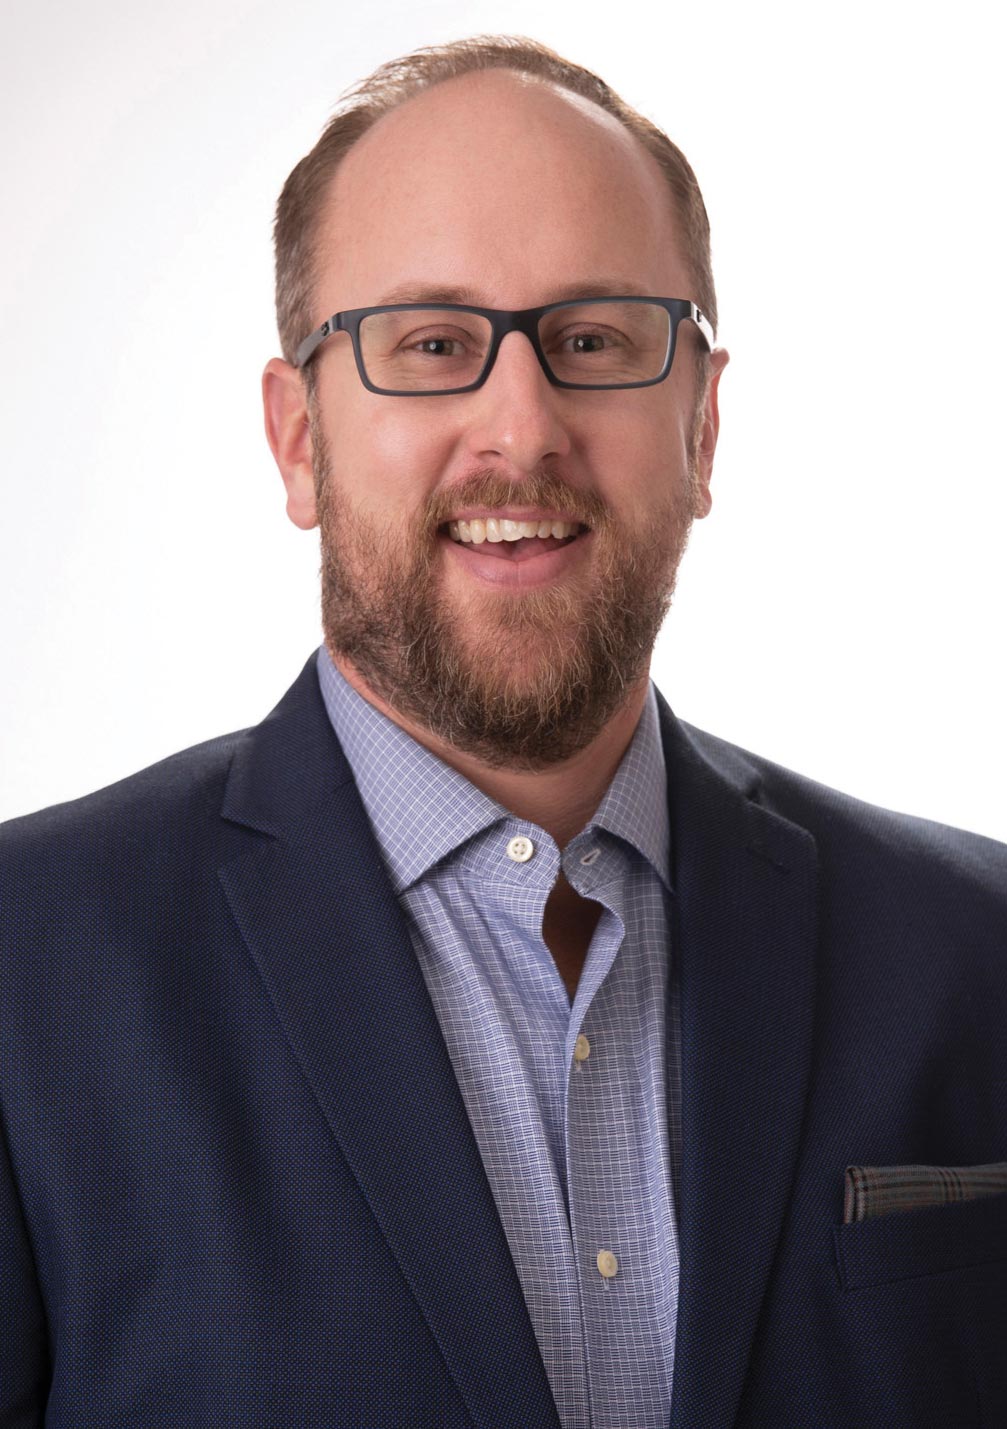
[844,1161,1007,1223]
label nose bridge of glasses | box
[483,307,557,387]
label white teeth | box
[448,517,580,545]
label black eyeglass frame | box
[293,296,714,395]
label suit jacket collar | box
[219,657,818,1429]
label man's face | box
[288,72,723,767]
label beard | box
[312,422,699,770]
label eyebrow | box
[373,280,655,308]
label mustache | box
[424,469,609,530]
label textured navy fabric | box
[2,651,1006,1427]
[317,649,680,1428]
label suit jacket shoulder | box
[679,715,1007,910]
[0,654,340,904]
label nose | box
[463,331,572,474]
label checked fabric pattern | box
[844,1161,1007,1223]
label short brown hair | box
[274,35,717,380]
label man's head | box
[263,37,728,769]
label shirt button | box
[506,835,534,863]
[596,1249,619,1279]
[574,1034,591,1063]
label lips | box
[438,509,591,584]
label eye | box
[406,334,467,357]
[552,325,627,356]
[392,321,484,358]
[569,332,612,354]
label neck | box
[330,651,650,849]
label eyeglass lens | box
[358,302,674,391]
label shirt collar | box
[315,645,671,894]
[588,682,671,889]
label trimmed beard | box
[312,421,698,769]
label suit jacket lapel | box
[217,659,559,1429]
[660,705,819,1429]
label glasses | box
[294,297,713,395]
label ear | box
[262,357,319,530]
[692,346,730,519]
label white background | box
[2,0,1004,838]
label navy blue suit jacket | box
[2,653,1006,1426]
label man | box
[1,34,1005,1429]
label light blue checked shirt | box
[316,647,681,1429]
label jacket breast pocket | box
[834,1190,1007,1291]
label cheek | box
[347,402,456,511]
[589,401,689,500]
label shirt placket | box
[564,867,626,1429]
[452,822,593,1427]
[562,839,676,1429]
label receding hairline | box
[333,64,651,169]
[318,67,689,289]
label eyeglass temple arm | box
[295,315,348,370]
[689,304,715,352]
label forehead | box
[314,71,691,313]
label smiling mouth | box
[443,516,587,561]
